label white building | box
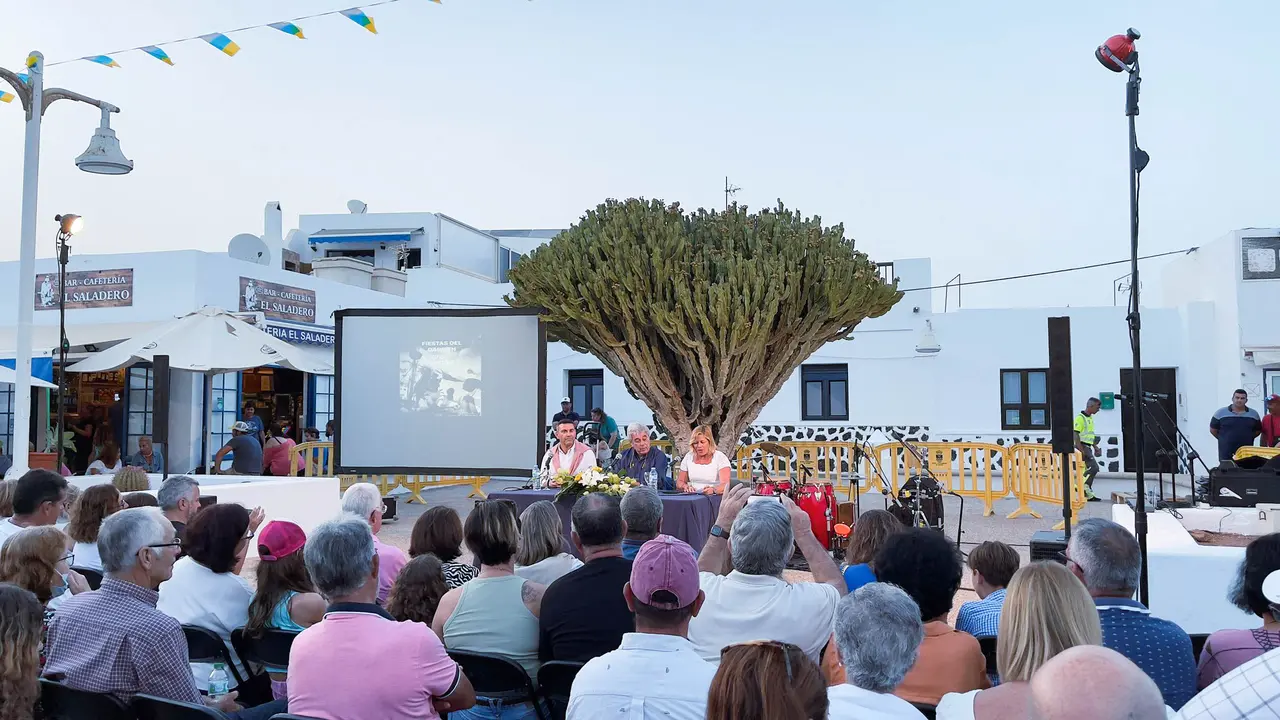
[1,199,1276,478]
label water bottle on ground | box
[647,467,658,490]
[208,663,230,702]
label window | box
[325,249,375,263]
[1242,236,1280,280]
[1001,369,1050,430]
[398,248,422,271]
[499,247,523,283]
[0,382,12,457]
[801,364,849,421]
[125,366,154,456]
[309,374,335,434]
[208,372,241,465]
[567,370,604,418]
[876,262,895,285]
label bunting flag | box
[340,8,377,34]
[17,74,28,85]
[84,55,120,68]
[201,33,241,57]
[269,22,306,39]
[141,46,174,65]
[0,92,13,104]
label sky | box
[1,0,1277,309]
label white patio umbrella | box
[67,306,334,470]
[0,365,57,389]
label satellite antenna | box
[347,199,368,214]
[228,233,270,265]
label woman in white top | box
[157,501,265,690]
[514,501,582,585]
[65,484,125,572]
[86,441,122,475]
[936,562,1102,720]
[677,424,732,495]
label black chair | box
[39,678,134,720]
[447,650,548,720]
[133,694,224,720]
[977,635,998,676]
[71,566,103,590]
[536,661,584,720]
[231,628,300,672]
[181,625,245,686]
[911,702,938,720]
[1190,633,1209,661]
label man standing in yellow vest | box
[1074,397,1102,501]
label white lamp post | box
[0,52,132,475]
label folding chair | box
[39,678,134,720]
[181,625,245,686]
[447,650,548,720]
[231,628,299,672]
[133,694,224,720]
[536,661,584,720]
[911,702,938,720]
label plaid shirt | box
[43,578,202,705]
[1179,646,1280,719]
[955,588,1006,639]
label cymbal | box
[758,442,790,457]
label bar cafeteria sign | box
[239,277,316,324]
[35,268,133,310]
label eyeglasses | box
[59,552,74,565]
[1056,550,1077,568]
[146,540,183,551]
[721,640,802,681]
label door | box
[1119,368,1178,473]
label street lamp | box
[51,214,81,473]
[0,52,131,475]
[1096,28,1152,606]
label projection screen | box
[334,307,546,475]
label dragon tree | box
[506,198,902,455]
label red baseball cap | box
[629,534,699,609]
[1268,395,1280,404]
[258,520,306,562]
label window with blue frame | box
[209,372,241,464]
[125,366,153,457]
[0,383,13,456]
[310,375,335,435]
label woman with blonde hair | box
[936,562,1103,720]
[514,501,581,586]
[677,425,731,495]
[0,583,44,720]
[65,484,126,571]
[0,527,89,668]
[112,465,150,492]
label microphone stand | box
[891,433,964,549]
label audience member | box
[1199,534,1280,688]
[0,470,67,547]
[842,509,902,593]
[1179,645,1280,720]
[707,640,828,720]
[876,528,988,705]
[157,502,263,692]
[435,500,546,719]
[514,501,582,585]
[66,484,125,571]
[244,520,325,701]
[128,435,164,473]
[157,475,201,540]
[0,526,89,665]
[540,494,635,662]
[57,484,79,526]
[567,535,714,720]
[387,554,450,626]
[262,421,298,477]
[111,465,150,492]
[87,441,123,475]
[677,425,731,495]
[955,541,1020,638]
[410,506,478,588]
[620,487,664,559]
[342,483,407,604]
[614,424,671,490]
[1065,517,1196,709]
[43,507,284,718]
[1028,645,1165,720]
[826,583,927,719]
[938,562,1102,720]
[0,479,13,517]
[690,485,845,664]
[0,583,43,720]
[288,515,475,720]
[123,491,158,508]
[213,421,263,475]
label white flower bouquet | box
[552,466,638,502]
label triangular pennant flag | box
[201,33,241,56]
[16,73,28,85]
[140,46,174,65]
[0,92,14,104]
[340,8,377,34]
[268,22,306,39]
[83,55,120,68]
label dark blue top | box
[613,448,671,490]
[1211,405,1261,461]
[1095,597,1196,710]
[842,563,877,593]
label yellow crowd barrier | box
[859,442,1008,516]
[290,442,487,503]
[1005,443,1088,530]
[735,442,858,497]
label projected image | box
[399,339,482,417]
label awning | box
[1252,350,1280,368]
[0,321,165,357]
[0,358,54,384]
[306,229,420,245]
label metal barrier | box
[1005,444,1088,530]
[860,442,1008,516]
[289,442,487,502]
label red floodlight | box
[1096,28,1140,72]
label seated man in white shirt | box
[687,485,847,664]
[828,583,928,719]
[567,534,714,720]
[541,419,597,482]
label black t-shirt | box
[551,411,581,424]
[538,556,634,663]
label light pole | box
[0,52,132,475]
[1097,28,1152,605]
[52,213,82,473]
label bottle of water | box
[208,663,230,702]
[647,467,658,490]
[533,466,543,490]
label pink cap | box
[258,520,306,562]
[630,534,699,609]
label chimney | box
[263,201,284,267]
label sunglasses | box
[721,640,803,681]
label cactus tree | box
[506,198,902,455]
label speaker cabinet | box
[1048,318,1075,455]
[152,355,170,445]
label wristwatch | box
[710,524,730,540]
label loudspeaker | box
[1048,317,1075,455]
[152,355,170,445]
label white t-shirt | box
[830,684,929,720]
[157,555,254,689]
[568,633,717,720]
[71,541,103,572]
[515,553,583,586]
[86,459,122,475]
[679,450,731,491]
[687,570,840,664]
[0,518,26,548]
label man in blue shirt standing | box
[1210,389,1262,462]
[955,540,1020,638]
[1064,517,1196,711]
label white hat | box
[560,396,571,404]
[230,421,252,433]
[1264,569,1280,604]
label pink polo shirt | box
[287,603,461,720]
[374,535,409,604]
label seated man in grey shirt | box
[212,421,263,475]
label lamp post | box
[52,213,82,473]
[1097,28,1152,606]
[0,52,132,475]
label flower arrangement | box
[552,466,639,502]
